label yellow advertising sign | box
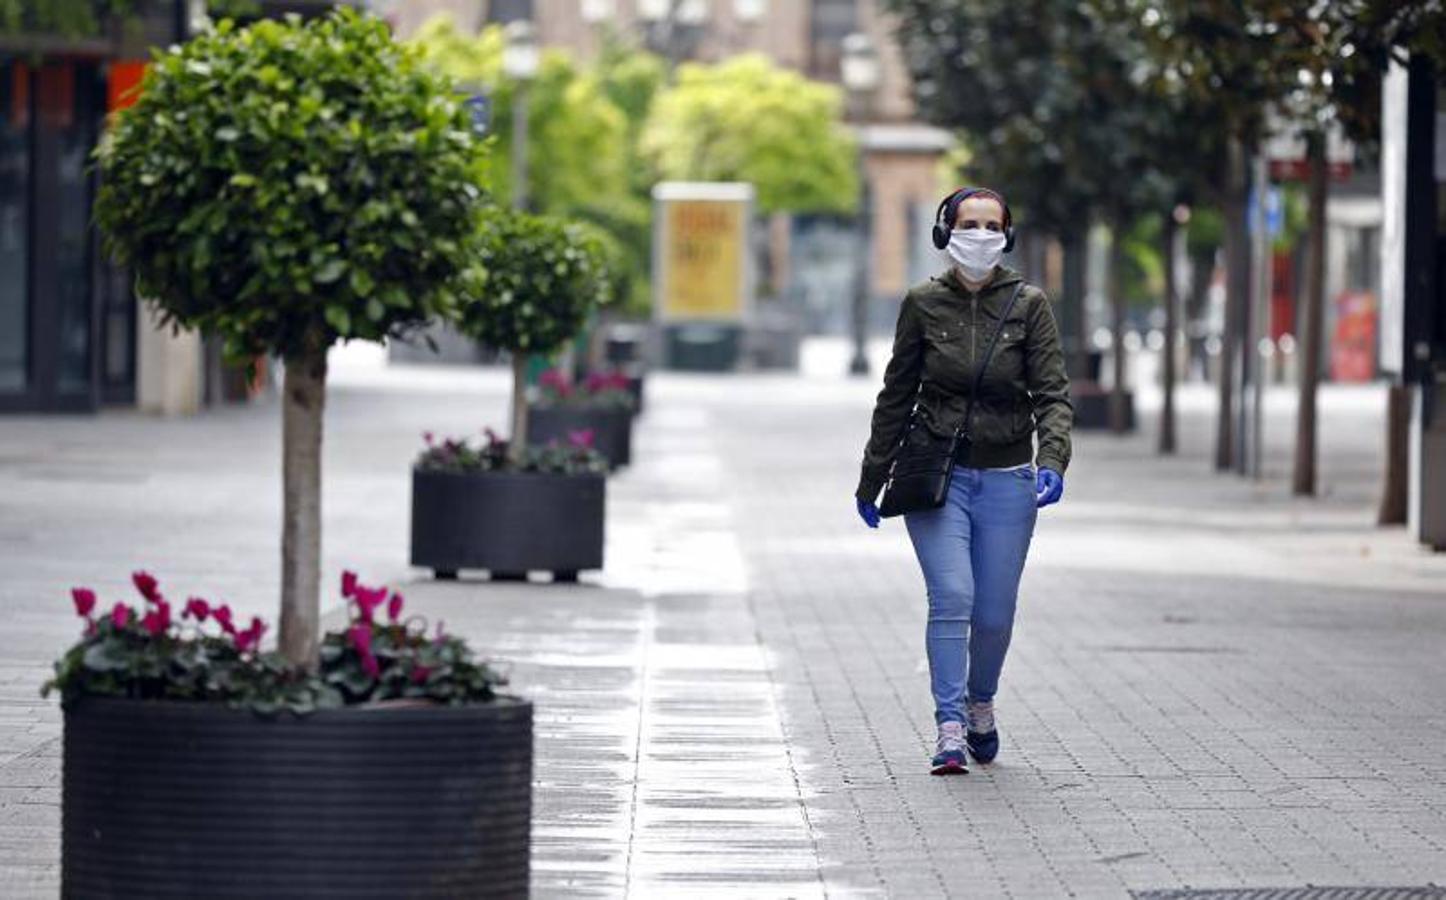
[659,195,747,321]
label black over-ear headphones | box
[931,187,1015,253]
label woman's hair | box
[940,187,1012,231]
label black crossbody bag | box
[877,283,1023,518]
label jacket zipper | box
[970,291,977,388]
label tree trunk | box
[1217,136,1251,471]
[509,352,530,465]
[1186,244,1217,380]
[1378,384,1411,525]
[1060,230,1088,381]
[1160,211,1179,454]
[1022,229,1047,286]
[1109,220,1128,434]
[279,339,327,670]
[1293,131,1328,496]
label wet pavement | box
[1,345,1444,897]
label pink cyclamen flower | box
[182,597,210,622]
[341,570,358,599]
[411,665,432,685]
[567,428,596,450]
[434,620,447,643]
[539,369,572,397]
[387,592,404,623]
[141,610,166,637]
[71,588,97,619]
[111,602,132,629]
[212,604,236,636]
[131,571,161,604]
[353,585,387,623]
[234,617,266,653]
[422,431,435,447]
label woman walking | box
[855,187,1073,775]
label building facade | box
[0,38,146,412]
[0,0,338,415]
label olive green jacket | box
[856,266,1073,502]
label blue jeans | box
[905,465,1037,727]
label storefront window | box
[41,62,102,393]
[0,61,29,392]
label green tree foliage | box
[1304,1,1445,150]
[586,39,669,315]
[641,54,858,215]
[1119,213,1164,309]
[409,15,652,312]
[94,10,488,362]
[409,17,631,223]
[458,209,613,356]
[889,1,1126,233]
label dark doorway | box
[0,60,30,395]
[0,56,133,413]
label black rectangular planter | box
[625,373,645,416]
[527,405,633,468]
[1073,388,1136,431]
[410,467,605,580]
[63,696,532,899]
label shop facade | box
[0,48,141,412]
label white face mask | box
[943,229,1006,283]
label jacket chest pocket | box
[926,321,972,358]
[987,322,1028,375]
[928,320,967,343]
[927,320,976,359]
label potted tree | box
[79,11,530,896]
[410,209,614,582]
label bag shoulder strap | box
[959,282,1025,439]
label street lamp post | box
[841,32,880,377]
[503,20,539,212]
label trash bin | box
[605,322,652,368]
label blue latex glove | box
[1036,467,1064,508]
[856,497,881,529]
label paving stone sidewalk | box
[716,374,1446,898]
[0,357,1443,898]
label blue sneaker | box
[966,700,999,764]
[931,721,968,775]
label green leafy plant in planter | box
[48,570,531,897]
[457,208,615,463]
[537,368,637,412]
[92,9,488,669]
[530,367,639,469]
[416,427,608,476]
[46,571,506,715]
